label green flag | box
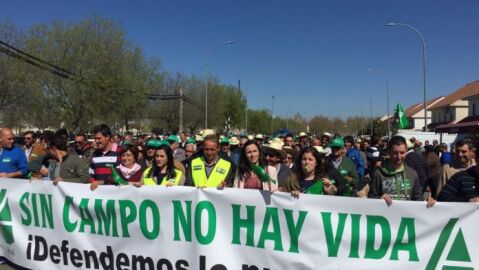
[109,164,128,185]
[251,164,271,183]
[396,103,409,129]
[304,180,324,195]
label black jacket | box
[437,166,479,202]
[405,151,428,190]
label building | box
[402,96,445,131]
[428,81,479,132]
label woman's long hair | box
[238,140,265,179]
[294,146,328,183]
[148,144,176,181]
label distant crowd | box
[0,125,477,205]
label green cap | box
[220,137,230,145]
[329,137,345,148]
[158,140,171,147]
[186,138,196,145]
[147,139,171,148]
[146,139,162,148]
[167,135,180,143]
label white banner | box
[0,179,477,270]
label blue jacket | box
[346,148,365,177]
[0,146,29,177]
[440,152,452,166]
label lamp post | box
[368,68,390,138]
[370,99,373,136]
[205,40,236,129]
[385,22,428,131]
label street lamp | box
[385,22,428,131]
[368,68,390,138]
[205,40,236,129]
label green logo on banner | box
[0,189,14,244]
[426,218,473,270]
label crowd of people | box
[0,124,478,205]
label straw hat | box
[203,129,215,137]
[322,132,332,138]
[262,138,285,159]
[195,134,204,142]
[229,136,239,145]
[313,146,326,154]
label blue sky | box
[1,0,478,119]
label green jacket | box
[331,157,359,196]
[49,153,90,184]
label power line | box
[0,39,201,108]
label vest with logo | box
[142,166,183,186]
[190,157,231,187]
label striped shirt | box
[89,147,121,185]
[437,166,479,202]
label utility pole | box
[270,96,275,136]
[179,86,183,133]
[361,105,364,136]
[286,107,289,129]
[370,99,373,136]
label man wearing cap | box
[298,132,309,149]
[327,137,359,196]
[344,136,365,178]
[139,139,161,170]
[320,133,332,156]
[220,136,240,167]
[185,134,234,188]
[254,134,264,147]
[168,134,186,162]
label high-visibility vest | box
[142,166,183,186]
[190,157,231,187]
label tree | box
[23,16,152,131]
[0,22,35,127]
